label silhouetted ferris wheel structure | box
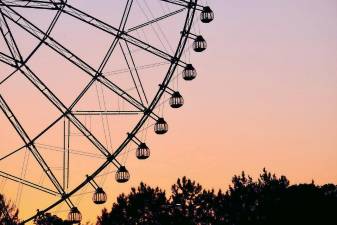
[0,0,213,223]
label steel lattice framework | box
[0,0,213,223]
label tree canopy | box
[33,212,72,225]
[1,169,337,225]
[0,194,19,225]
[97,169,337,225]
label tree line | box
[1,169,337,225]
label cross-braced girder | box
[0,170,59,196]
[0,52,15,66]
[0,5,146,111]
[1,3,142,173]
[0,0,208,222]
[0,0,188,66]
[0,1,124,194]
[0,95,67,198]
[1,6,120,161]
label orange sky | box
[0,0,336,223]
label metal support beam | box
[63,119,70,190]
[0,5,146,111]
[159,0,203,10]
[1,9,120,162]
[73,110,142,116]
[20,66,112,158]
[127,8,185,33]
[0,52,16,66]
[0,95,67,198]
[0,0,59,9]
[0,170,58,196]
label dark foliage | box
[97,169,337,225]
[1,169,336,225]
[97,182,168,225]
[33,212,72,225]
[0,194,19,225]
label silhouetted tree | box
[194,189,218,224]
[34,212,72,225]
[169,176,203,225]
[97,169,337,225]
[97,182,168,225]
[221,169,290,225]
[0,194,19,225]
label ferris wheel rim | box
[6,1,201,223]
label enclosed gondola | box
[169,92,184,108]
[92,187,107,204]
[115,166,130,183]
[200,6,214,23]
[136,143,150,160]
[67,207,82,224]
[193,35,207,52]
[182,64,197,81]
[154,118,168,134]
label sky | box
[0,0,337,223]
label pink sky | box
[0,0,336,223]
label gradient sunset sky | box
[0,0,336,223]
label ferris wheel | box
[0,0,214,223]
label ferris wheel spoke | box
[56,3,187,66]
[159,0,203,10]
[2,5,96,73]
[127,7,185,33]
[68,0,138,111]
[0,0,206,220]
[1,4,122,171]
[0,0,59,10]
[159,0,191,8]
[95,0,132,73]
[160,0,188,7]
[0,0,66,69]
[0,95,67,197]
[0,52,16,66]
[109,3,198,160]
[18,66,112,158]
[0,5,147,112]
[124,41,149,104]
[0,10,22,82]
[73,110,142,116]
[0,170,59,196]
[0,8,23,63]
[119,42,145,105]
[15,65,126,172]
